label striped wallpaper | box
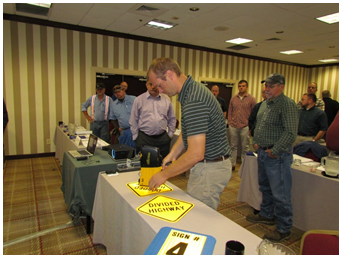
[3,20,339,156]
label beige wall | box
[3,20,339,156]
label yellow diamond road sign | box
[137,195,194,223]
[126,182,173,197]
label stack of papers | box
[293,154,313,163]
[75,126,92,135]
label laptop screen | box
[87,134,98,154]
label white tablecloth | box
[237,155,339,231]
[92,171,262,255]
[54,126,85,165]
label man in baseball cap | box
[81,82,114,143]
[246,73,299,242]
[264,73,285,85]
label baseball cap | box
[96,83,105,89]
[113,85,122,93]
[263,73,285,85]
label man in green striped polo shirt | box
[147,57,232,210]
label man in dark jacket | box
[249,84,266,137]
[322,90,339,127]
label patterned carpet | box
[3,157,304,255]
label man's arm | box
[129,99,139,140]
[82,111,93,123]
[167,102,177,137]
[314,112,328,141]
[148,133,205,190]
[314,131,326,142]
[81,97,94,123]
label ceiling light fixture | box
[280,50,303,55]
[319,58,338,63]
[27,3,52,8]
[16,3,52,16]
[316,12,339,24]
[145,19,177,30]
[225,38,253,44]
[190,7,199,11]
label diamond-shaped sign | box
[126,181,173,197]
[137,195,194,223]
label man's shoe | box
[264,229,291,242]
[246,213,275,225]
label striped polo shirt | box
[178,76,231,160]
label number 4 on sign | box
[166,242,188,255]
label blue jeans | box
[257,148,293,233]
[90,121,109,143]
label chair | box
[300,230,339,255]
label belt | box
[259,145,274,150]
[140,130,166,138]
[298,133,313,137]
[199,155,230,163]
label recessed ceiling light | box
[316,12,339,24]
[144,19,178,30]
[280,50,303,55]
[225,38,253,44]
[319,58,338,63]
[190,7,200,11]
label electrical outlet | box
[46,139,51,145]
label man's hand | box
[86,116,93,123]
[265,149,277,159]
[148,172,168,191]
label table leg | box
[86,215,91,234]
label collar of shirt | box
[178,75,193,104]
[146,91,161,100]
[236,93,250,99]
[304,105,316,111]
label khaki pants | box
[229,126,250,166]
[187,158,232,210]
[293,135,314,146]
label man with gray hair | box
[246,73,299,242]
[322,90,339,126]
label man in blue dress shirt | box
[111,85,136,138]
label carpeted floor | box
[3,157,304,254]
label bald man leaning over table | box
[147,57,232,210]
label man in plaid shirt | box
[246,73,299,242]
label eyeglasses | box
[262,91,266,93]
[308,86,317,89]
[265,83,279,89]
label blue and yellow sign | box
[126,182,173,197]
[144,227,216,255]
[137,195,194,223]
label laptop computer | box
[68,134,98,158]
